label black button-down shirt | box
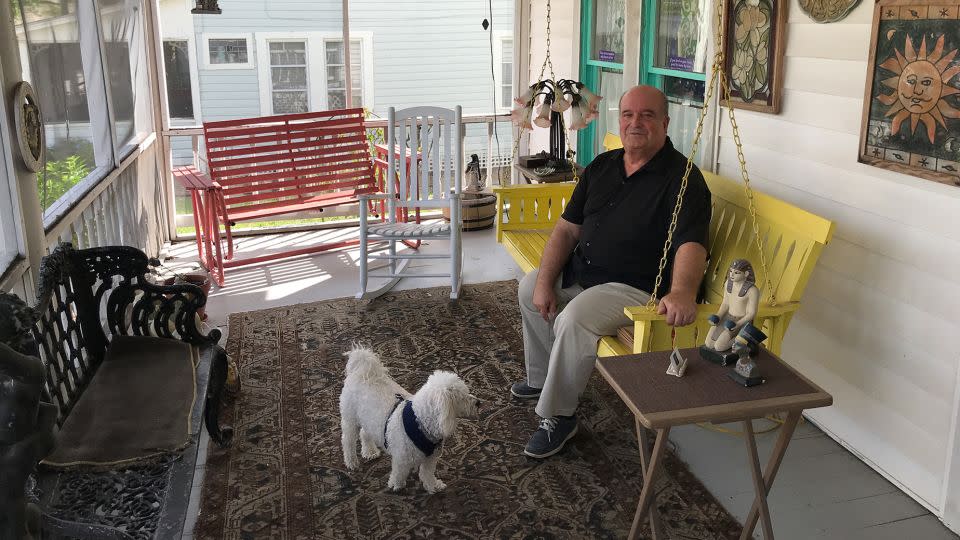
[560,137,711,295]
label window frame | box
[493,33,513,113]
[255,32,374,116]
[202,33,255,70]
[640,0,708,87]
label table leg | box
[628,426,670,540]
[189,190,205,263]
[738,410,802,540]
[743,419,775,539]
[636,419,666,540]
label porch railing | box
[43,135,168,257]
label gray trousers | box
[519,269,650,418]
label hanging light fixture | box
[191,0,222,14]
[511,79,602,167]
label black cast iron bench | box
[0,243,232,539]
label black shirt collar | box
[617,136,676,179]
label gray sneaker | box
[510,381,542,399]
[523,416,578,458]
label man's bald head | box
[619,86,669,117]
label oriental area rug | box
[195,281,741,539]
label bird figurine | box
[464,154,485,192]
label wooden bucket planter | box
[443,191,497,231]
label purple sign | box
[598,49,616,62]
[667,55,695,72]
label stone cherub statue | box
[0,292,56,540]
[700,259,760,365]
[728,322,768,387]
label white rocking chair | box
[357,106,463,300]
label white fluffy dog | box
[339,345,480,493]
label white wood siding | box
[714,1,960,526]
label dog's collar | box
[402,400,442,457]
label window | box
[15,0,103,213]
[203,34,254,69]
[269,41,309,114]
[164,41,194,119]
[100,0,153,151]
[591,0,625,64]
[578,0,625,163]
[27,44,90,123]
[499,38,514,110]
[255,33,373,115]
[210,39,248,64]
[641,0,710,160]
[325,40,363,109]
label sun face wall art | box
[859,0,960,186]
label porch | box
[165,228,955,540]
[2,0,960,536]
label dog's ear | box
[436,386,458,437]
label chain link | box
[646,0,775,310]
[715,6,776,305]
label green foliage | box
[37,139,95,210]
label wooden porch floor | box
[162,226,958,540]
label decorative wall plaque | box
[858,1,960,186]
[12,81,44,173]
[721,0,789,113]
[798,0,863,23]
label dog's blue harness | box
[383,393,442,457]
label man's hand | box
[656,290,698,326]
[532,281,558,321]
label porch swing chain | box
[646,0,776,326]
[508,0,582,184]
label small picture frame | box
[858,0,960,186]
[721,0,790,114]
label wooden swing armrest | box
[622,302,801,322]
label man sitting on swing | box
[512,85,712,458]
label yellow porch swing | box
[497,0,836,360]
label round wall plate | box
[12,81,45,173]
[799,0,863,23]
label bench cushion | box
[43,336,197,467]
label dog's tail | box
[344,344,387,382]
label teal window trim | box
[578,0,624,165]
[584,59,624,70]
[641,0,706,87]
[578,0,597,165]
[648,66,706,81]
